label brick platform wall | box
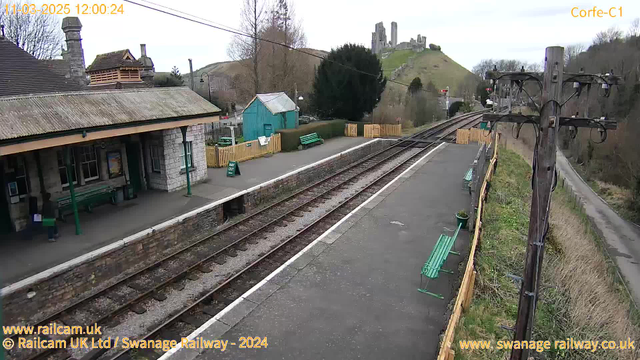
[244,140,391,211]
[2,204,224,326]
[2,139,393,326]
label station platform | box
[165,143,480,360]
[0,137,371,286]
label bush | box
[428,43,442,51]
[278,120,346,151]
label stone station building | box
[0,88,220,234]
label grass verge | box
[453,147,639,360]
[566,157,640,224]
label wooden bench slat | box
[419,223,464,298]
[56,185,116,220]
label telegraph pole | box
[482,46,620,360]
[510,46,563,360]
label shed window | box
[79,146,99,181]
[180,142,193,169]
[150,145,162,173]
[57,150,77,187]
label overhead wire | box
[123,0,424,92]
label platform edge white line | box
[156,142,446,360]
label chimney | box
[138,43,155,87]
[61,17,88,86]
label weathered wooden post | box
[510,46,564,360]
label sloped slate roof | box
[86,49,143,72]
[0,87,221,142]
[0,39,84,97]
[250,92,296,115]
[41,59,70,77]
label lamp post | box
[200,72,211,103]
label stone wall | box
[244,139,392,211]
[4,138,130,231]
[2,202,224,326]
[1,139,393,326]
[163,124,207,192]
[143,130,168,190]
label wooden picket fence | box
[437,133,498,360]
[456,128,492,145]
[206,133,281,168]
[363,124,402,138]
[344,123,358,137]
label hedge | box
[277,120,346,151]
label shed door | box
[263,124,273,137]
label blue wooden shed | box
[242,92,298,141]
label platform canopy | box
[0,87,221,155]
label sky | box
[20,0,640,73]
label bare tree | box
[472,59,494,79]
[0,0,63,59]
[260,0,306,94]
[593,27,623,45]
[227,0,267,95]
[628,18,640,38]
[564,43,585,66]
[526,61,543,72]
[458,73,478,102]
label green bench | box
[298,133,324,149]
[418,223,462,299]
[218,137,233,147]
[463,167,473,192]
[56,185,116,221]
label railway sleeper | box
[151,292,167,301]
[213,256,227,265]
[179,315,201,327]
[226,249,238,257]
[186,272,200,281]
[130,303,147,315]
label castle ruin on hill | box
[371,21,425,55]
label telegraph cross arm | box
[481,113,618,130]
[485,70,622,86]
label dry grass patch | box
[453,147,639,360]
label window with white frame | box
[57,150,77,187]
[180,142,193,169]
[79,146,99,181]
[150,145,162,173]
[13,156,29,198]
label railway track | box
[6,111,484,360]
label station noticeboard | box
[227,161,241,177]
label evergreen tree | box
[408,77,423,95]
[154,66,184,87]
[169,66,183,85]
[311,44,386,121]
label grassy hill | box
[381,49,477,96]
[181,48,328,90]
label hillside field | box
[381,49,477,96]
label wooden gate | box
[364,124,381,138]
[345,123,358,137]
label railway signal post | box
[483,46,620,360]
